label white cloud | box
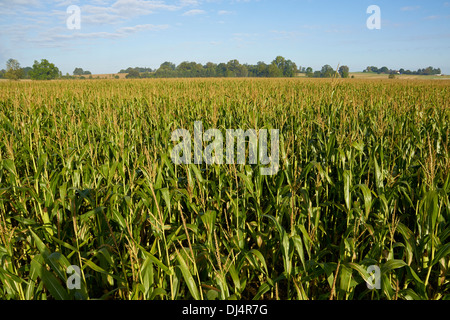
[0,0,41,12]
[118,23,169,33]
[82,12,121,25]
[218,10,233,15]
[401,6,420,11]
[179,0,200,6]
[7,0,41,5]
[182,9,206,16]
[54,0,79,7]
[77,0,180,26]
[111,0,179,16]
[270,30,306,39]
[27,23,169,47]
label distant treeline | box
[0,57,443,80]
[364,66,442,75]
[119,56,301,79]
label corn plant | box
[0,78,448,300]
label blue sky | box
[1,0,449,74]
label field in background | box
[0,78,449,300]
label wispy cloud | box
[270,30,306,40]
[0,0,41,7]
[401,6,420,11]
[1,0,199,52]
[111,0,179,16]
[28,23,169,47]
[179,0,200,6]
[218,10,233,15]
[424,15,441,20]
[54,0,79,7]
[182,9,206,16]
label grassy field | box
[0,78,449,300]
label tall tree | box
[215,63,227,77]
[270,56,297,77]
[320,65,336,78]
[5,58,24,80]
[379,66,389,74]
[226,59,241,77]
[204,62,217,77]
[126,69,140,78]
[160,62,176,70]
[73,67,84,75]
[256,61,269,77]
[268,63,283,77]
[29,59,60,80]
[283,59,298,77]
[338,65,349,78]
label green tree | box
[22,66,32,79]
[141,72,153,78]
[160,62,176,71]
[236,64,248,77]
[378,66,389,74]
[204,62,217,77]
[268,63,283,77]
[5,58,24,80]
[215,63,227,77]
[272,56,286,69]
[338,65,349,78]
[271,56,284,77]
[177,61,204,77]
[126,69,140,78]
[256,61,269,77]
[154,62,176,78]
[29,59,60,80]
[270,56,297,77]
[320,65,337,78]
[283,59,298,77]
[226,59,242,77]
[73,67,84,75]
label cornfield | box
[0,78,449,300]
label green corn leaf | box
[381,260,407,274]
[40,268,70,300]
[138,245,173,275]
[356,184,372,220]
[343,170,351,211]
[431,243,450,267]
[176,251,200,300]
